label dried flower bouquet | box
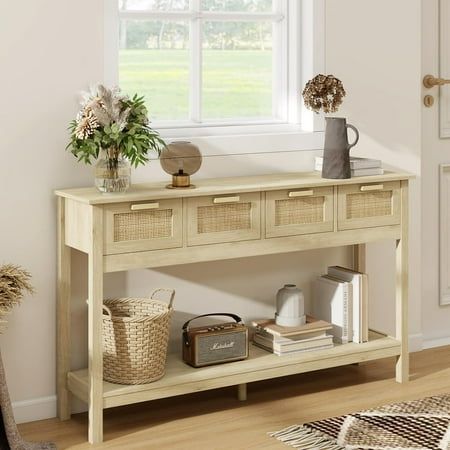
[67,85,166,192]
[302,74,346,114]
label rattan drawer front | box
[265,187,334,238]
[104,199,182,255]
[187,192,261,246]
[338,181,401,230]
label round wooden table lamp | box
[160,141,202,189]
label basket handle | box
[85,299,113,318]
[182,313,243,333]
[102,304,113,318]
[149,288,175,309]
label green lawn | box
[119,49,272,121]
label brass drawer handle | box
[360,184,384,192]
[130,202,160,211]
[213,196,241,204]
[288,190,314,198]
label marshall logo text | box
[210,341,235,351]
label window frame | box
[104,0,325,140]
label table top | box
[55,170,413,205]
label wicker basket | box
[101,288,175,385]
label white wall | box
[0,0,423,424]
[325,0,423,346]
[0,0,104,422]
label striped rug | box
[269,394,450,450]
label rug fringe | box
[269,425,345,450]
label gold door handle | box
[423,74,450,88]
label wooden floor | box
[20,346,450,449]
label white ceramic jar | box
[275,284,306,327]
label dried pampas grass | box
[0,264,34,331]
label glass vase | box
[95,148,131,193]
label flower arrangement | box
[302,74,359,180]
[0,264,34,332]
[302,74,346,114]
[67,85,166,192]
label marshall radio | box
[182,313,249,368]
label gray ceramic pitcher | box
[322,117,360,179]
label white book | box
[350,167,384,177]
[254,333,333,352]
[315,156,382,170]
[313,275,353,344]
[254,341,334,356]
[272,344,334,356]
[328,266,369,343]
[254,328,327,343]
[315,164,384,177]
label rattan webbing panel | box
[275,197,324,226]
[346,191,392,219]
[197,203,251,234]
[114,210,173,242]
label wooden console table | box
[55,171,411,444]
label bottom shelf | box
[68,332,401,409]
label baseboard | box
[12,395,56,424]
[422,335,450,350]
[409,333,424,353]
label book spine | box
[351,160,382,169]
[352,168,384,177]
[353,282,361,344]
[273,344,334,356]
[314,165,383,175]
[315,157,382,170]
[362,274,369,342]
[254,334,332,351]
[342,286,349,344]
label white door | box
[422,0,450,337]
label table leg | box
[57,198,71,421]
[396,180,409,383]
[353,243,366,273]
[88,206,104,444]
[237,383,247,401]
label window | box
[116,0,295,129]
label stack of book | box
[314,156,383,177]
[251,316,334,356]
[313,266,369,344]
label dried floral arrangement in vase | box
[67,85,166,193]
[302,74,359,179]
